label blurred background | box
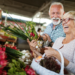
[0,0,75,50]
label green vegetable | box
[1,21,38,41]
[6,47,23,57]
[8,59,26,75]
[15,72,26,75]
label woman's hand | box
[44,47,58,58]
[45,47,70,67]
[27,39,37,51]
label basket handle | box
[42,49,64,75]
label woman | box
[27,11,75,74]
[37,28,42,35]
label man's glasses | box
[61,18,75,23]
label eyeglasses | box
[61,18,75,23]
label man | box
[41,2,65,45]
[27,2,65,56]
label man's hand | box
[41,34,47,41]
[27,39,37,51]
[42,34,51,42]
[27,39,42,57]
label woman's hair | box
[64,11,75,22]
[37,28,41,32]
[49,2,64,13]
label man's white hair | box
[49,2,64,13]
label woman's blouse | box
[52,37,75,74]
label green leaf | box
[15,72,26,75]
[8,67,14,74]
[8,63,15,68]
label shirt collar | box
[50,22,62,30]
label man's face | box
[49,5,64,25]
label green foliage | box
[8,59,26,75]
[25,21,38,40]
[26,21,36,27]
[15,72,26,75]
[1,21,38,41]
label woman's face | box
[62,14,75,34]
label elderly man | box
[27,2,66,57]
[40,2,65,45]
[27,2,66,51]
[28,2,65,46]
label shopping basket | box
[31,49,64,75]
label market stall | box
[0,21,69,75]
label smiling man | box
[41,2,66,46]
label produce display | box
[4,32,17,40]
[0,20,69,75]
[1,21,38,41]
[0,29,17,40]
[0,20,40,75]
[0,43,36,75]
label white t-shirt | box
[52,37,75,74]
[37,32,43,35]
